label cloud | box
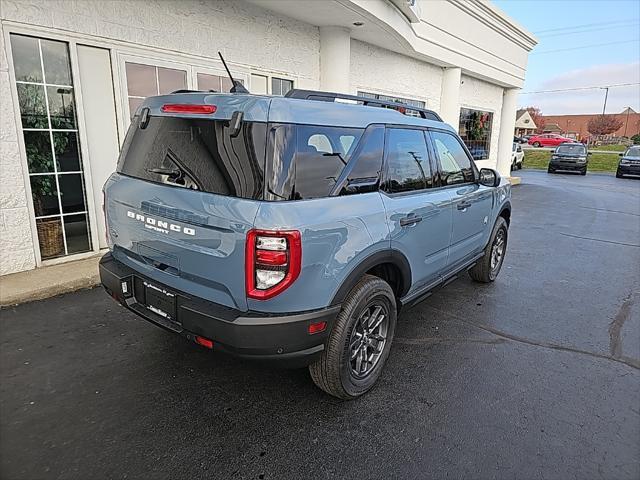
[520,62,640,115]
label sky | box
[493,0,640,115]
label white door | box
[77,45,120,249]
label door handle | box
[400,215,422,227]
[457,201,472,211]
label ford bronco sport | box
[100,83,511,399]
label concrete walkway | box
[0,254,101,307]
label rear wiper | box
[146,167,181,176]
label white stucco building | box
[0,0,536,276]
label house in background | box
[514,109,537,136]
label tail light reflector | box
[195,336,213,349]
[161,104,216,114]
[246,229,301,300]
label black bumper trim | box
[99,252,339,366]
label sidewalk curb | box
[0,255,101,307]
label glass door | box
[10,34,92,260]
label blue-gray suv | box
[99,88,511,399]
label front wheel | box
[580,168,587,176]
[616,170,623,178]
[309,275,397,399]
[469,217,508,283]
[533,141,541,147]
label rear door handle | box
[457,201,472,211]
[400,216,422,227]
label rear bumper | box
[99,252,338,367]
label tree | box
[587,115,623,136]
[526,106,546,133]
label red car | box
[528,134,573,147]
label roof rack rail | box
[284,89,443,122]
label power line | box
[533,19,638,34]
[520,83,640,94]
[531,39,639,55]
[537,22,639,38]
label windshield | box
[556,144,586,155]
[625,146,640,158]
[117,116,266,199]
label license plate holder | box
[143,281,177,321]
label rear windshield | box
[556,144,586,155]
[117,116,266,199]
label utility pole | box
[601,87,609,115]
[624,107,630,137]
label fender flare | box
[330,249,412,306]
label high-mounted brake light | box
[246,229,301,300]
[161,104,216,114]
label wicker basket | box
[36,218,64,258]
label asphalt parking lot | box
[1,170,639,480]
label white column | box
[319,26,351,93]
[496,88,519,178]
[439,67,461,129]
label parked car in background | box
[511,142,524,170]
[528,134,573,147]
[548,142,590,175]
[616,145,640,178]
[514,135,529,144]
[467,145,489,160]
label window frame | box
[379,125,438,197]
[426,128,479,188]
[458,107,494,161]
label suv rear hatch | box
[105,95,268,311]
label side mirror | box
[478,168,500,187]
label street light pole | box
[601,87,609,115]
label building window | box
[358,91,425,117]
[10,34,92,259]
[271,77,293,96]
[124,62,187,117]
[197,73,244,93]
[458,108,493,160]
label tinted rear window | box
[266,124,364,200]
[117,116,266,199]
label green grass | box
[523,150,619,172]
[590,144,627,152]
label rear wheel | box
[309,275,397,399]
[469,217,508,283]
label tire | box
[547,166,555,174]
[517,162,523,170]
[533,142,541,147]
[469,217,508,283]
[616,170,623,178]
[309,274,397,399]
[580,168,587,176]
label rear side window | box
[266,124,363,200]
[383,128,433,193]
[431,131,475,186]
[117,116,266,199]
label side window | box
[336,126,384,195]
[383,128,432,194]
[431,131,475,186]
[293,125,363,199]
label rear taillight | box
[161,104,216,114]
[245,229,301,300]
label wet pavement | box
[1,170,639,479]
